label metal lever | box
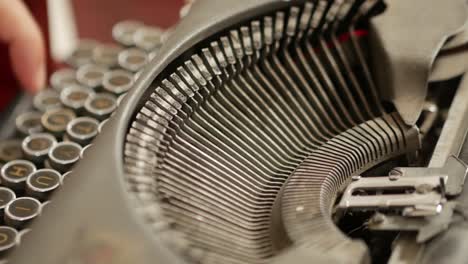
[337,175,446,216]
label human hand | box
[0,0,45,93]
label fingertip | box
[10,37,46,94]
[1,0,47,93]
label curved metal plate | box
[369,0,467,125]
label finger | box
[0,0,46,93]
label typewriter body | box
[0,0,468,263]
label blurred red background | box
[0,0,183,111]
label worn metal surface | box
[369,0,467,125]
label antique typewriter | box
[0,0,468,263]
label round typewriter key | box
[4,197,41,229]
[48,142,82,172]
[41,108,76,137]
[102,70,134,95]
[15,111,43,136]
[112,20,144,46]
[66,117,99,145]
[50,68,77,91]
[76,64,108,89]
[1,160,36,191]
[134,26,163,51]
[84,93,117,121]
[92,44,122,68]
[66,40,97,67]
[33,89,61,112]
[118,48,148,72]
[0,226,18,254]
[0,188,16,220]
[0,140,23,163]
[26,169,61,201]
[60,84,94,112]
[22,133,57,164]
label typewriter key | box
[33,89,61,112]
[0,188,16,219]
[0,140,23,163]
[22,133,57,164]
[92,44,122,68]
[76,64,108,89]
[66,117,99,146]
[4,197,41,229]
[48,142,82,172]
[26,169,61,201]
[1,160,36,191]
[66,40,97,67]
[49,68,77,91]
[102,70,134,95]
[134,26,163,51]
[0,226,18,254]
[15,111,43,136]
[112,20,144,46]
[60,84,94,112]
[84,93,117,121]
[118,48,148,72]
[41,108,76,137]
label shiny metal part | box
[112,20,144,46]
[134,26,164,51]
[0,140,23,163]
[65,40,98,67]
[60,84,94,112]
[0,160,36,191]
[47,142,82,173]
[0,187,16,219]
[338,175,445,215]
[66,117,99,146]
[92,44,123,68]
[26,169,62,201]
[33,90,61,112]
[118,48,149,72]
[0,226,18,255]
[49,68,78,92]
[7,1,468,264]
[15,112,43,136]
[4,197,41,229]
[21,133,57,165]
[40,108,76,137]
[370,0,467,125]
[102,69,134,94]
[84,93,117,121]
[76,64,108,89]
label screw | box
[416,184,433,194]
[352,175,361,181]
[389,168,403,181]
[371,213,385,224]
